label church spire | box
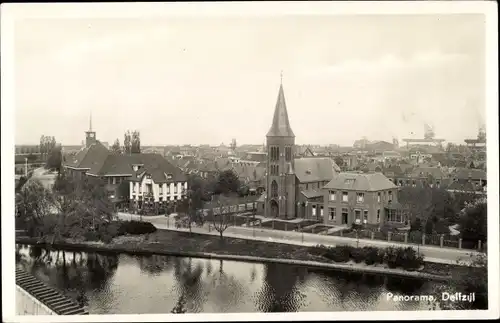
[266,72,295,138]
[89,112,93,132]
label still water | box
[15,244,445,313]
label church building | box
[258,79,340,220]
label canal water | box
[16,244,446,313]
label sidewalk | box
[115,212,481,266]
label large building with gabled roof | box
[63,116,187,212]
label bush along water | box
[309,245,424,271]
[61,220,158,244]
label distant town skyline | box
[14,13,486,147]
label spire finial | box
[280,70,283,85]
[89,112,92,132]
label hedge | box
[309,245,424,271]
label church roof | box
[294,157,340,183]
[266,84,295,137]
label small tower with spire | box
[264,71,296,219]
[85,112,97,148]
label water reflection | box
[15,245,445,314]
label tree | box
[432,254,487,310]
[15,179,55,236]
[40,135,57,160]
[214,170,240,195]
[46,144,63,173]
[410,217,423,232]
[111,139,122,155]
[459,199,487,244]
[123,131,132,155]
[51,174,114,241]
[210,195,234,240]
[131,130,141,153]
[424,220,434,235]
[334,156,344,167]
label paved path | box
[28,167,57,189]
[116,212,482,266]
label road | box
[116,212,482,266]
[29,167,57,189]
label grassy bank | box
[15,228,471,280]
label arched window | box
[271,180,278,198]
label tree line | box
[111,130,141,155]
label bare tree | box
[211,195,234,241]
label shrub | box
[119,221,157,235]
[84,231,99,241]
[363,247,381,265]
[324,245,351,263]
[309,244,328,256]
[397,247,424,270]
[350,248,366,263]
[385,247,399,268]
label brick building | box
[258,80,340,219]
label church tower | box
[85,113,97,148]
[265,74,296,219]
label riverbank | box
[16,229,467,282]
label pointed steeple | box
[266,74,295,138]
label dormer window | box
[166,173,173,180]
[305,170,312,175]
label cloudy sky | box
[13,11,486,146]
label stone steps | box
[15,268,89,315]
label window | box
[112,177,116,185]
[167,185,171,194]
[285,147,292,161]
[306,183,309,190]
[329,208,336,221]
[377,209,380,223]
[355,210,361,220]
[377,192,381,202]
[174,185,178,194]
[356,192,364,203]
[436,180,441,188]
[341,208,348,224]
[139,184,142,194]
[342,192,349,202]
[363,210,368,222]
[132,183,136,193]
[159,186,163,194]
[312,205,317,216]
[270,146,280,161]
[320,206,324,217]
[174,196,177,201]
[387,209,403,223]
[388,191,393,202]
[329,191,336,201]
[270,165,279,176]
[271,180,278,198]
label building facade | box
[63,118,187,212]
[322,172,405,226]
[259,80,340,219]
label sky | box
[13,12,487,147]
